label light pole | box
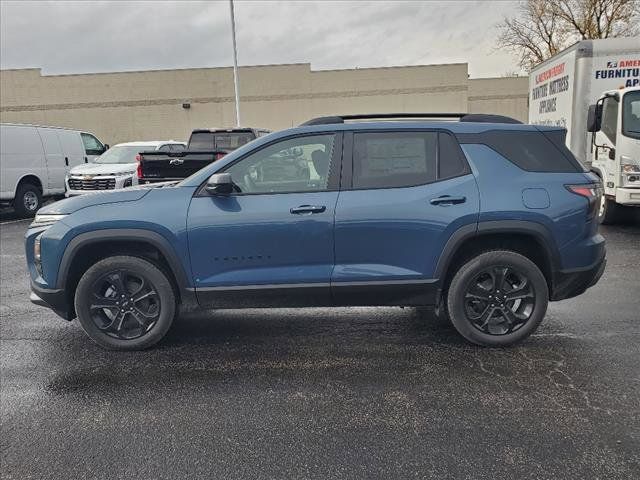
[229,0,241,127]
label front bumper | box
[30,282,74,320]
[551,255,606,301]
[615,187,640,205]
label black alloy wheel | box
[463,265,535,335]
[89,269,161,340]
[75,256,176,350]
[447,250,548,347]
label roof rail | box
[300,113,522,126]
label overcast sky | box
[0,0,522,78]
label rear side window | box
[353,132,437,189]
[458,130,583,172]
[170,144,186,152]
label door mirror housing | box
[103,144,109,151]
[608,147,616,160]
[587,104,602,132]
[205,173,234,195]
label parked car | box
[65,141,185,196]
[25,113,605,350]
[137,127,270,183]
[0,123,106,216]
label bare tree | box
[498,0,640,71]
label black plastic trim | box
[57,229,192,293]
[30,281,72,321]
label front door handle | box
[290,205,326,215]
[429,195,466,206]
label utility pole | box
[229,0,241,127]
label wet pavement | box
[1,214,639,479]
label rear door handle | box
[64,157,69,166]
[290,205,326,214]
[429,195,466,205]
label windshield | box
[93,145,149,164]
[189,132,256,151]
[622,91,640,140]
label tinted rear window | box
[438,132,469,179]
[189,132,255,151]
[457,130,583,172]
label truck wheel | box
[598,196,620,225]
[446,250,548,347]
[74,256,176,350]
[13,182,42,217]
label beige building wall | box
[468,76,529,122]
[1,64,527,145]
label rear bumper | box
[551,254,606,301]
[30,282,73,320]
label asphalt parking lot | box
[1,212,639,480]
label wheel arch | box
[15,174,44,194]
[435,221,560,296]
[58,229,194,313]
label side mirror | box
[103,144,109,151]
[608,148,616,160]
[205,173,234,195]
[587,104,602,132]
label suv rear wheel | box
[74,256,176,350]
[446,250,548,346]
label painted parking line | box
[0,218,31,225]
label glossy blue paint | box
[461,144,603,270]
[333,174,479,282]
[187,191,338,289]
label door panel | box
[332,129,479,306]
[187,192,338,307]
[186,132,342,308]
[57,130,85,168]
[37,128,64,191]
[333,174,479,282]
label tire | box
[598,196,620,225]
[13,182,42,217]
[446,250,548,347]
[74,255,176,350]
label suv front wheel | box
[74,255,176,350]
[446,250,548,346]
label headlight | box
[30,213,68,228]
[621,164,640,173]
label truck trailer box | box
[528,37,639,164]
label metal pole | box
[229,0,241,127]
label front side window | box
[352,132,437,189]
[622,91,640,140]
[601,96,619,143]
[225,134,335,194]
[81,133,105,156]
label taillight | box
[136,154,142,179]
[566,183,603,218]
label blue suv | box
[25,113,606,350]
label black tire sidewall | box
[14,183,42,217]
[74,256,176,350]
[447,250,549,347]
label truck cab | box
[588,87,640,223]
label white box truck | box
[0,123,107,216]
[528,37,639,223]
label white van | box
[0,123,107,216]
